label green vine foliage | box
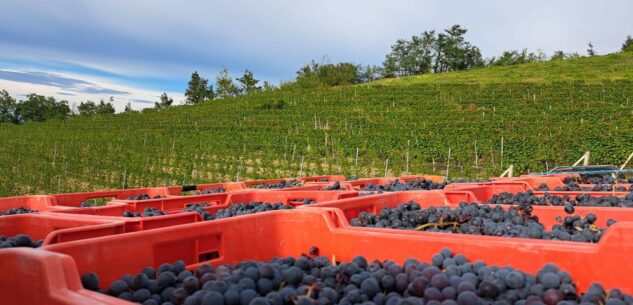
[0,80,632,196]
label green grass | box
[372,52,633,85]
[1,53,633,197]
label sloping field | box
[1,53,633,196]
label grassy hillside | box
[1,53,633,196]
[373,52,633,85]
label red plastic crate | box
[524,174,633,191]
[241,177,299,188]
[50,207,202,229]
[0,211,202,247]
[457,185,633,226]
[50,187,182,207]
[50,202,130,217]
[467,174,632,192]
[278,182,355,191]
[340,176,446,191]
[0,195,73,213]
[513,175,571,189]
[3,208,633,305]
[166,189,359,217]
[0,213,122,246]
[49,200,212,230]
[181,182,246,195]
[446,176,542,190]
[399,175,445,183]
[54,190,356,220]
[445,178,633,195]
[224,189,358,207]
[298,175,347,183]
[109,193,228,214]
[444,178,564,192]
[108,190,356,213]
[518,173,576,180]
[244,176,443,191]
[447,184,628,201]
[241,176,347,188]
[339,178,399,190]
[304,189,633,231]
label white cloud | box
[0,69,184,112]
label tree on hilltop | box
[0,90,17,123]
[236,70,261,95]
[215,67,241,98]
[155,93,174,110]
[587,42,596,56]
[185,71,214,104]
[623,35,633,52]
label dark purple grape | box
[81,272,100,291]
[457,291,479,305]
[240,289,258,305]
[108,279,128,296]
[170,287,188,305]
[133,288,151,303]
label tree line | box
[181,68,274,104]
[282,27,633,87]
[0,91,118,124]
[0,67,263,123]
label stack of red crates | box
[2,173,633,304]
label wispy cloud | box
[131,99,155,104]
[0,69,184,112]
[0,70,129,95]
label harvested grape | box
[0,207,38,216]
[127,193,166,200]
[85,249,633,305]
[0,233,43,248]
[350,201,607,243]
[252,179,302,189]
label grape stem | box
[415,221,460,231]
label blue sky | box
[1,0,632,110]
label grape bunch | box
[488,191,633,208]
[82,248,633,305]
[182,203,213,220]
[0,233,43,248]
[537,176,631,192]
[253,180,302,189]
[123,207,167,218]
[579,176,633,185]
[297,199,317,205]
[325,181,344,190]
[212,202,292,220]
[288,199,317,205]
[361,179,448,193]
[182,202,293,221]
[350,201,609,243]
[0,207,38,216]
[361,179,492,193]
[196,188,227,195]
[128,194,167,201]
[537,182,628,192]
[119,202,295,220]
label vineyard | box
[1,53,633,197]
